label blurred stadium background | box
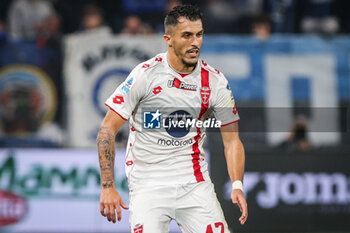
[0,0,349,232]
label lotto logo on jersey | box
[143,110,161,129]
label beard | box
[182,58,197,67]
[173,45,199,68]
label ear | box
[163,34,172,47]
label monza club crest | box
[200,86,211,104]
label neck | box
[167,50,196,73]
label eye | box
[183,33,192,38]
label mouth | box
[186,48,199,58]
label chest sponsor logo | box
[167,78,197,91]
[157,138,193,147]
[200,86,211,104]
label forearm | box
[97,126,116,189]
[224,138,245,182]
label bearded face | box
[165,17,203,71]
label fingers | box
[100,191,127,223]
[116,204,122,222]
[231,191,248,225]
[121,199,129,210]
[100,202,105,217]
[104,203,111,222]
[109,204,116,223]
[239,212,247,225]
[100,201,116,223]
[238,197,248,225]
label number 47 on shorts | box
[206,222,224,233]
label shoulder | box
[130,53,166,79]
[137,52,166,72]
[200,59,228,86]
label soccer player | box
[97,5,247,233]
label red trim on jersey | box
[192,127,204,182]
[105,103,127,121]
[191,68,210,183]
[221,119,240,127]
[178,72,189,78]
[199,68,210,117]
[167,60,192,77]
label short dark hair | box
[164,5,202,32]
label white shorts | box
[129,181,231,233]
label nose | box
[192,36,201,48]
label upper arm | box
[100,109,127,136]
[212,75,240,126]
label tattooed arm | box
[97,125,115,188]
[97,110,128,223]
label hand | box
[100,188,129,223]
[231,189,248,225]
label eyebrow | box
[181,30,204,35]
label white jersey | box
[105,52,239,188]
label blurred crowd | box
[0,0,350,46]
[0,0,349,150]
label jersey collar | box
[165,52,201,78]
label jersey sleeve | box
[212,74,240,126]
[105,64,147,120]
